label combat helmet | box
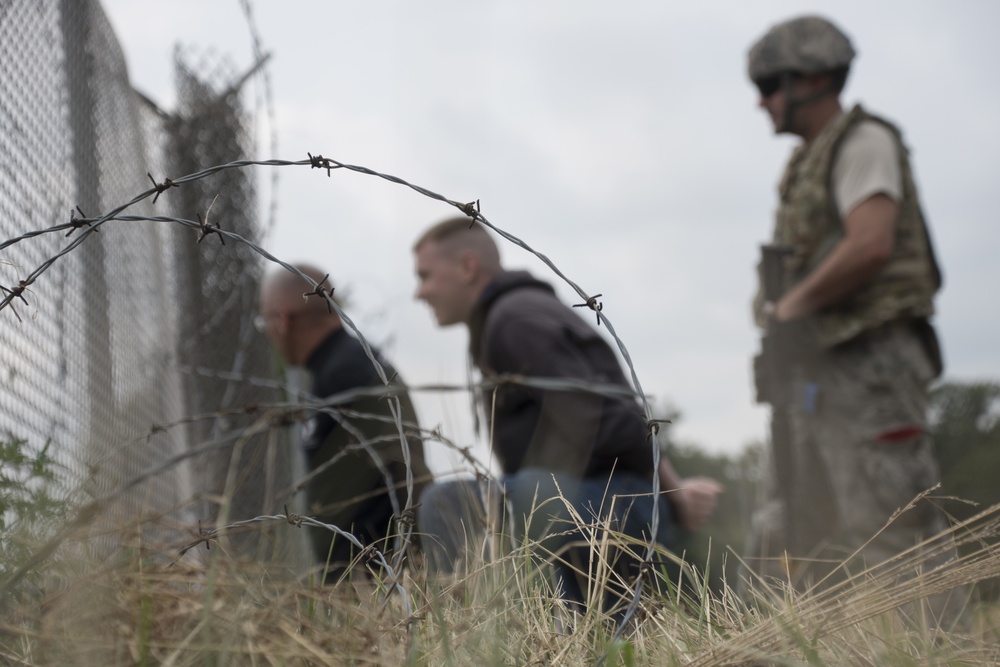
[747,15,855,84]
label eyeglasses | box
[755,76,783,98]
[253,314,277,333]
[254,311,306,333]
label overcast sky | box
[101,0,1000,473]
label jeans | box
[418,468,675,611]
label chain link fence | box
[0,0,294,564]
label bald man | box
[413,218,722,609]
[257,264,432,581]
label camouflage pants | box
[746,322,952,587]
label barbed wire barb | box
[195,212,225,245]
[146,171,180,203]
[573,293,604,326]
[647,419,672,441]
[302,273,334,312]
[65,206,98,237]
[0,280,30,322]
[307,151,336,176]
[460,199,481,224]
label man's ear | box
[458,249,480,284]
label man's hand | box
[672,476,724,532]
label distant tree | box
[930,380,1000,515]
[928,380,1000,600]
[652,402,764,594]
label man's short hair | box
[413,217,502,273]
[262,263,340,320]
[413,217,487,251]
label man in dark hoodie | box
[257,263,432,582]
[412,217,721,605]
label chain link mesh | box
[0,0,295,563]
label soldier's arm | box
[775,193,898,320]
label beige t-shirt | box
[832,119,903,219]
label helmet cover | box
[748,15,855,82]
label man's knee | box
[420,479,468,513]
[417,479,491,573]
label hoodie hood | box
[467,270,554,362]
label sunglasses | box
[755,76,783,98]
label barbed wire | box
[0,403,421,612]
[238,0,280,238]
[79,376,649,505]
[178,510,411,616]
[0,153,664,645]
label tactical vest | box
[772,104,940,349]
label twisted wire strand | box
[0,154,662,643]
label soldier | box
[744,16,951,587]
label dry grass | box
[1,501,999,666]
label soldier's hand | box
[673,476,724,532]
